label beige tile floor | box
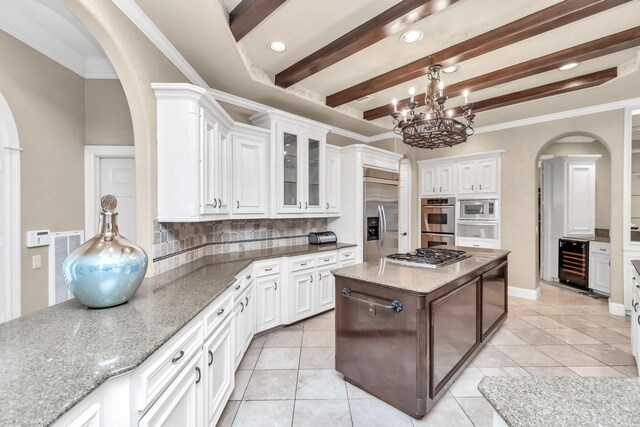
[217,282,635,427]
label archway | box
[0,91,21,322]
[535,131,612,300]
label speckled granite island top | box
[0,242,355,427]
[332,246,510,294]
[479,376,640,427]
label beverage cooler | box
[558,239,589,288]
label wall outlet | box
[32,255,41,269]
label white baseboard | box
[608,300,627,317]
[508,286,540,300]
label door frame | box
[0,91,21,322]
[399,158,412,252]
[84,146,135,238]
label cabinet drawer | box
[254,259,281,277]
[456,237,499,249]
[317,252,337,267]
[203,287,234,340]
[339,248,356,261]
[233,267,253,295]
[590,242,610,254]
[136,320,203,410]
[290,256,316,272]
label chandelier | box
[391,64,475,149]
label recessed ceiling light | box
[400,30,423,44]
[442,65,460,74]
[269,41,287,52]
[559,62,578,71]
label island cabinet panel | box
[481,261,508,339]
[430,277,479,397]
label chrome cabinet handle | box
[299,202,301,209]
[600,248,606,251]
[213,199,217,208]
[318,273,322,281]
[479,184,482,190]
[439,187,442,192]
[274,282,278,291]
[634,302,639,312]
[171,350,185,363]
[245,296,249,306]
[432,187,435,193]
[401,232,407,236]
[637,315,640,325]
[342,288,403,313]
[240,302,245,312]
[235,284,241,290]
[237,201,240,209]
[305,201,308,209]
[218,198,221,207]
[310,275,313,283]
[246,274,251,280]
[208,350,214,366]
[472,185,474,190]
[324,258,331,262]
[326,202,329,209]
[217,308,225,316]
[265,267,272,272]
[300,262,307,266]
[195,366,201,384]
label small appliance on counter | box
[308,231,337,245]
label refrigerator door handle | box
[377,205,383,249]
[380,205,387,248]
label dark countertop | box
[591,236,611,243]
[479,376,640,427]
[0,242,356,427]
[331,246,510,295]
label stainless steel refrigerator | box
[363,167,399,263]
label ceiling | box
[0,0,116,78]
[137,0,640,135]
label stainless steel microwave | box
[459,199,498,221]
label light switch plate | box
[32,255,41,269]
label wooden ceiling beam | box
[229,0,287,41]
[445,68,618,117]
[327,0,632,108]
[364,26,640,120]
[274,0,461,88]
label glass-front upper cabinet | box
[304,132,325,214]
[283,131,299,209]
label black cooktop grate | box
[387,248,469,266]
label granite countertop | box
[591,236,611,243]
[0,242,356,427]
[331,246,510,295]
[479,376,640,427]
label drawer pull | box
[300,263,307,266]
[235,284,241,290]
[240,302,245,312]
[274,282,278,291]
[342,288,403,313]
[245,296,249,306]
[634,302,639,312]
[310,275,313,283]
[318,273,322,281]
[171,350,185,364]
[208,350,214,366]
[264,267,273,272]
[217,308,225,316]
[246,274,252,280]
[600,248,607,251]
[195,367,201,384]
[324,258,331,262]
[344,253,351,257]
[637,315,640,325]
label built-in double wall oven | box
[421,197,455,248]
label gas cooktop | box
[386,248,471,268]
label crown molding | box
[111,0,207,87]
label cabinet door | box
[200,109,220,214]
[233,301,244,368]
[566,162,595,235]
[457,161,477,194]
[203,317,233,427]
[277,127,303,213]
[291,269,315,321]
[232,132,266,214]
[242,285,255,352]
[317,265,336,312]
[139,352,203,427]
[421,166,438,196]
[481,262,507,339]
[590,253,610,295]
[304,133,325,214]
[325,147,340,214]
[477,158,498,194]
[216,133,231,214]
[255,275,280,333]
[437,164,456,194]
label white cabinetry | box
[233,280,255,369]
[589,242,610,295]
[230,124,269,216]
[289,253,337,321]
[457,158,499,195]
[317,264,336,313]
[153,84,234,221]
[255,273,281,333]
[202,316,233,427]
[421,163,456,196]
[631,266,640,374]
[325,145,341,215]
[291,267,315,322]
[251,112,330,216]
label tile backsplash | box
[151,218,327,275]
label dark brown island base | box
[331,247,510,419]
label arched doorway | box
[0,91,21,322]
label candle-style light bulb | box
[439,81,444,97]
[409,87,416,103]
[463,89,469,104]
[402,109,407,123]
[447,110,453,118]
[392,98,398,113]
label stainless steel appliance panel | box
[421,233,455,248]
[364,180,399,263]
[459,199,498,221]
[422,205,455,234]
[457,221,499,239]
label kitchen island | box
[332,246,510,419]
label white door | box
[457,161,477,194]
[241,285,255,352]
[139,353,203,427]
[477,158,498,193]
[317,266,336,312]
[325,148,340,214]
[566,162,595,236]
[291,269,315,321]
[303,131,325,214]
[421,166,437,196]
[437,164,456,194]
[200,110,219,214]
[590,253,611,295]
[99,157,136,239]
[232,133,265,214]
[277,126,304,213]
[203,317,234,427]
[255,275,280,333]
[233,300,244,368]
[398,158,411,252]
